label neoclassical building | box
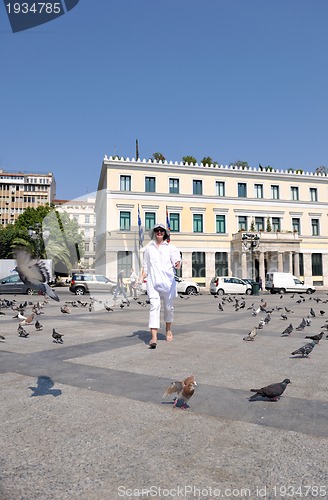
[95,157,328,289]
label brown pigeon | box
[163,375,197,409]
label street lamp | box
[241,232,260,280]
[28,223,50,259]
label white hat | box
[149,223,169,240]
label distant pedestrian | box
[129,268,138,298]
[113,269,129,302]
[259,277,263,291]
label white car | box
[141,275,200,295]
[210,276,252,295]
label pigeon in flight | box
[249,379,291,401]
[14,248,59,302]
[52,328,64,343]
[291,341,317,358]
[163,375,197,409]
[243,327,257,341]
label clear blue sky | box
[1,0,328,200]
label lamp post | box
[241,232,260,280]
[28,223,50,259]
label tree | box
[182,155,197,165]
[315,165,328,175]
[152,152,166,162]
[230,160,250,170]
[266,217,272,232]
[43,210,85,275]
[0,224,24,259]
[201,156,218,166]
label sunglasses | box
[154,228,165,233]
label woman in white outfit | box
[140,223,181,349]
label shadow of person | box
[129,330,166,345]
[28,376,62,397]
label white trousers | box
[147,282,176,329]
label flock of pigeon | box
[214,291,328,402]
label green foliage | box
[266,217,272,232]
[201,156,218,166]
[152,152,166,162]
[250,220,256,232]
[43,210,85,274]
[15,205,51,231]
[230,160,250,170]
[0,224,26,258]
[182,155,197,165]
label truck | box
[265,272,316,295]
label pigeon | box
[291,341,317,358]
[52,328,64,343]
[319,310,325,316]
[243,327,257,341]
[18,325,29,337]
[281,323,293,336]
[163,375,197,409]
[218,303,224,311]
[285,307,293,313]
[35,320,43,331]
[0,334,5,341]
[251,307,261,316]
[305,332,324,342]
[136,300,147,307]
[296,318,306,331]
[249,379,291,401]
[104,305,113,312]
[14,247,59,302]
[60,305,71,314]
[19,313,35,326]
[280,313,288,320]
[263,313,271,324]
[309,308,316,317]
[257,318,265,329]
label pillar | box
[288,252,293,273]
[294,252,300,276]
[241,251,247,277]
[278,252,283,272]
[259,251,265,282]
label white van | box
[265,272,316,295]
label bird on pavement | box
[13,247,59,302]
[309,308,316,317]
[19,313,35,326]
[280,313,288,320]
[18,325,29,337]
[305,332,324,343]
[243,327,257,341]
[163,375,197,409]
[291,341,317,358]
[52,328,64,343]
[60,305,71,314]
[296,318,306,331]
[35,320,43,331]
[281,323,293,336]
[0,334,5,341]
[249,379,291,401]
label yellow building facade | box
[96,157,328,289]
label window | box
[215,252,228,276]
[169,178,179,194]
[311,219,319,236]
[254,184,263,198]
[292,218,300,234]
[193,180,203,195]
[215,181,225,197]
[145,177,155,192]
[117,251,132,277]
[85,215,90,224]
[271,185,279,200]
[272,217,281,232]
[310,188,318,202]
[312,253,322,276]
[238,183,247,197]
[291,186,299,201]
[238,216,247,231]
[85,243,90,252]
[120,175,131,191]
[255,217,264,231]
[145,212,155,231]
[216,215,226,234]
[193,214,203,232]
[192,252,206,278]
[120,211,131,230]
[170,213,180,232]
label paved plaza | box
[0,288,328,499]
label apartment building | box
[95,157,328,288]
[54,196,96,271]
[0,169,56,225]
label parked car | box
[141,275,200,295]
[0,273,36,295]
[210,276,252,295]
[69,273,122,295]
[265,272,316,294]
